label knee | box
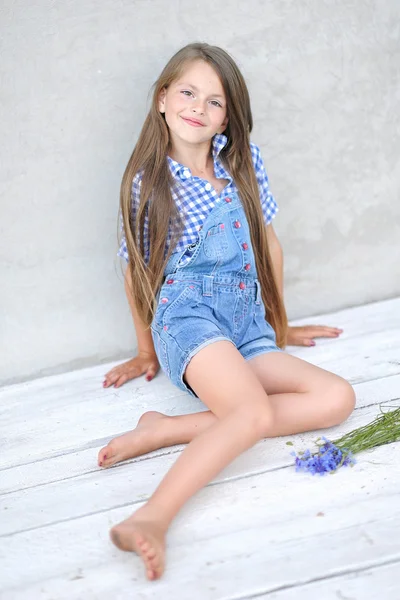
[324,378,356,427]
[238,402,275,440]
[337,379,356,420]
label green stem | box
[332,406,400,455]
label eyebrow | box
[178,82,225,99]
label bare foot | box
[110,517,166,580]
[98,411,167,468]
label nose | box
[192,99,206,115]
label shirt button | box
[205,182,212,191]
[166,279,174,284]
[161,297,169,304]
[182,169,190,179]
[242,242,248,250]
[245,263,251,271]
[225,197,232,203]
[239,282,246,290]
[234,220,241,229]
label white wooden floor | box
[1,298,400,600]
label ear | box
[158,88,167,113]
[217,115,229,134]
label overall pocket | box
[176,239,201,268]
[203,223,228,259]
[153,283,199,329]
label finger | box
[107,371,122,386]
[105,358,137,378]
[301,327,343,338]
[114,374,130,388]
[305,332,339,339]
[103,375,116,388]
[290,337,315,347]
[311,326,343,334]
[125,365,142,379]
[145,366,158,382]
[314,327,343,334]
[103,365,124,385]
[314,330,342,338]
[104,366,119,379]
[114,364,144,386]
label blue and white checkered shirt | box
[118,133,278,265]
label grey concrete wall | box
[1,0,399,384]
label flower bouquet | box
[289,406,400,475]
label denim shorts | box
[150,194,282,398]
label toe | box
[142,550,156,580]
[110,528,122,549]
[133,531,145,547]
[147,568,156,581]
[105,441,117,457]
[99,442,120,467]
[98,447,108,466]
[154,563,163,579]
[141,542,151,552]
[149,556,159,572]
[156,553,165,577]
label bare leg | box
[108,346,355,580]
[98,409,216,467]
[98,411,171,467]
[109,341,275,580]
[99,353,355,467]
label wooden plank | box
[4,558,399,600]
[1,445,399,598]
[0,380,201,471]
[257,561,400,600]
[1,298,399,599]
[1,398,399,536]
[288,327,400,384]
[1,436,398,547]
[2,299,400,419]
[1,371,399,494]
[2,316,399,420]
[1,335,399,473]
[288,297,400,338]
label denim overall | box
[150,193,282,398]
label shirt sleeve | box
[250,142,279,226]
[117,171,150,264]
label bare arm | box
[265,224,284,299]
[103,267,159,388]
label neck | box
[168,135,214,174]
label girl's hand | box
[103,351,160,388]
[287,325,343,347]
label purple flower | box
[292,439,356,475]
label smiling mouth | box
[182,117,205,127]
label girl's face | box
[158,60,228,147]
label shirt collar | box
[211,133,228,160]
[167,133,228,180]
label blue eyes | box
[181,90,222,108]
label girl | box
[98,43,355,581]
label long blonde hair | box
[120,42,287,347]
